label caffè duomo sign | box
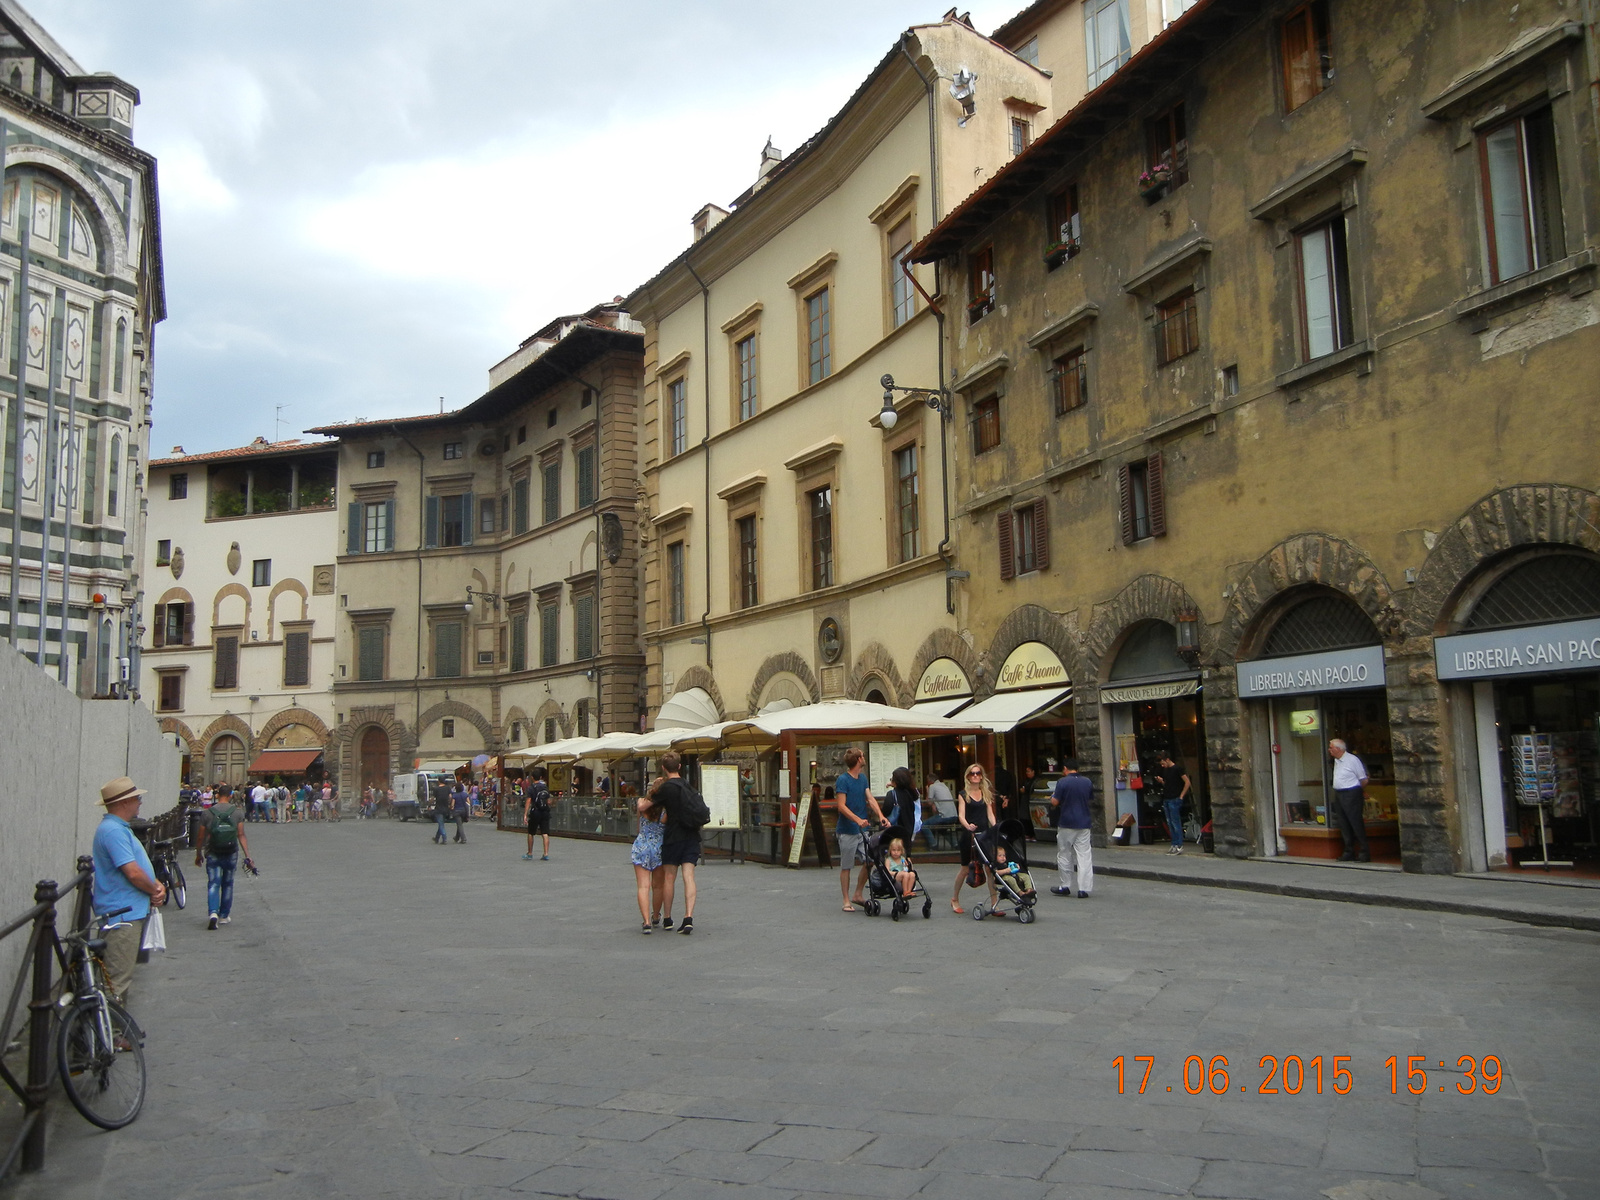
[997,642,1069,691]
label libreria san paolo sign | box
[1236,645,1387,699]
[1435,617,1600,681]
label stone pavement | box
[11,820,1600,1200]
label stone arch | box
[847,642,908,706]
[746,653,818,715]
[198,713,253,754]
[504,705,531,746]
[4,145,130,273]
[978,605,1087,698]
[907,628,982,699]
[158,717,197,748]
[1221,534,1396,661]
[579,530,599,574]
[1084,575,1214,683]
[415,699,497,751]
[330,706,414,794]
[674,665,728,721]
[531,698,570,741]
[1410,484,1600,638]
[212,582,252,636]
[266,578,308,638]
[155,585,195,609]
[257,706,330,752]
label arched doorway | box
[208,734,247,786]
[359,726,391,792]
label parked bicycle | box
[53,907,147,1129]
[148,836,188,910]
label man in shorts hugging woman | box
[835,748,887,912]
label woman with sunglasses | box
[953,764,998,914]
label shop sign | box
[1237,644,1386,698]
[996,642,1069,691]
[915,657,972,702]
[1099,678,1199,705]
[1435,617,1600,681]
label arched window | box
[1260,592,1379,658]
[113,318,127,393]
[107,433,121,517]
[8,67,21,92]
[1464,553,1600,631]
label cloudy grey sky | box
[25,0,1016,455]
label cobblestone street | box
[16,821,1600,1200]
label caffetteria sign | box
[1435,617,1600,681]
[1236,644,1386,699]
[915,658,972,702]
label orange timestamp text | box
[1113,1054,1504,1096]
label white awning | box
[653,686,721,730]
[955,686,1073,733]
[909,697,974,718]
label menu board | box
[699,763,741,829]
[869,742,908,799]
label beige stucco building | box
[308,305,644,793]
[141,439,339,784]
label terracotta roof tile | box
[148,438,338,468]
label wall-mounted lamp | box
[876,373,952,430]
[1176,607,1200,663]
[466,585,503,610]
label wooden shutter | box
[998,510,1016,581]
[284,631,310,687]
[1117,464,1136,545]
[1146,451,1168,538]
[182,603,195,646]
[424,495,439,548]
[214,636,238,689]
[1032,498,1050,572]
[152,604,166,648]
[383,499,396,551]
[461,493,474,546]
[347,502,363,554]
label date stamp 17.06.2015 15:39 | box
[1113,1055,1504,1097]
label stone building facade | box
[0,4,163,695]
[914,0,1600,872]
[308,305,645,793]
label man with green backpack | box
[195,783,251,930]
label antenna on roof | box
[275,403,289,442]
[439,396,445,414]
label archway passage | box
[209,734,247,786]
[360,726,392,791]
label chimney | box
[758,137,783,181]
[692,203,730,242]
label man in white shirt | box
[249,781,268,823]
[1328,739,1370,862]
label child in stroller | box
[863,825,933,920]
[970,820,1039,924]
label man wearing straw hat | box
[91,776,166,1005]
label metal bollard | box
[21,879,57,1173]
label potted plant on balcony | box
[967,290,993,319]
[1139,162,1173,203]
[1043,236,1081,268]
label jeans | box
[433,812,448,843]
[453,813,467,842]
[1164,798,1185,848]
[206,852,237,918]
[1055,826,1093,894]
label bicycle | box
[148,837,188,910]
[53,907,147,1129]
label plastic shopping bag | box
[140,909,167,953]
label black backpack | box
[679,784,711,831]
[527,783,550,813]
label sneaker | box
[540,854,548,861]
[1077,891,1089,899]
[521,853,534,860]
[641,922,652,935]
[1050,886,1072,896]
[1174,846,1183,855]
[661,917,674,930]
[219,916,231,925]
[678,917,694,935]
[207,913,218,930]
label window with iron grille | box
[442,719,455,738]
[968,246,995,322]
[1262,593,1378,656]
[736,334,759,420]
[213,635,239,689]
[668,378,687,456]
[888,218,916,328]
[1281,1,1333,112]
[574,592,595,660]
[510,610,528,672]
[158,672,182,712]
[1155,289,1199,365]
[1465,554,1600,631]
[1145,102,1189,189]
[168,473,188,500]
[1010,116,1032,156]
[576,445,597,508]
[806,289,832,384]
[894,445,920,562]
[809,487,833,590]
[668,541,686,626]
[357,626,385,681]
[973,395,1001,454]
[542,460,561,525]
[1479,106,1565,286]
[1053,348,1088,414]
[1295,217,1353,360]
[434,621,462,678]
[737,515,759,609]
[283,630,310,687]
[540,600,559,667]
[544,717,558,743]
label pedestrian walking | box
[195,784,249,929]
[952,764,998,914]
[631,784,667,933]
[430,779,451,844]
[1328,739,1370,862]
[523,767,552,860]
[91,776,165,1005]
[451,778,470,843]
[835,748,886,913]
[654,753,705,935]
[1153,753,1191,855]
[275,783,290,824]
[885,766,922,846]
[1049,760,1094,898]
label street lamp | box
[1176,606,1200,663]
[466,585,503,610]
[876,373,952,430]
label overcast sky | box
[25,0,1017,455]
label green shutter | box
[510,612,527,672]
[348,503,363,554]
[383,499,396,551]
[358,627,384,681]
[425,495,439,548]
[461,492,474,546]
[513,479,529,532]
[435,621,462,678]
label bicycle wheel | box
[171,860,187,909]
[57,998,146,1129]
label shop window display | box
[1492,674,1598,868]
[1272,690,1398,860]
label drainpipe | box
[548,358,608,734]
[898,35,956,613]
[395,427,428,776]
[684,259,713,670]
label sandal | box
[842,903,857,912]
[950,900,964,914]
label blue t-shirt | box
[1052,774,1094,830]
[451,786,470,813]
[834,771,872,834]
[91,813,153,923]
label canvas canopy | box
[715,699,987,750]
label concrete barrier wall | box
[0,644,180,988]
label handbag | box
[141,909,167,953]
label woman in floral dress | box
[631,784,667,934]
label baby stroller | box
[970,819,1039,924]
[862,825,933,920]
